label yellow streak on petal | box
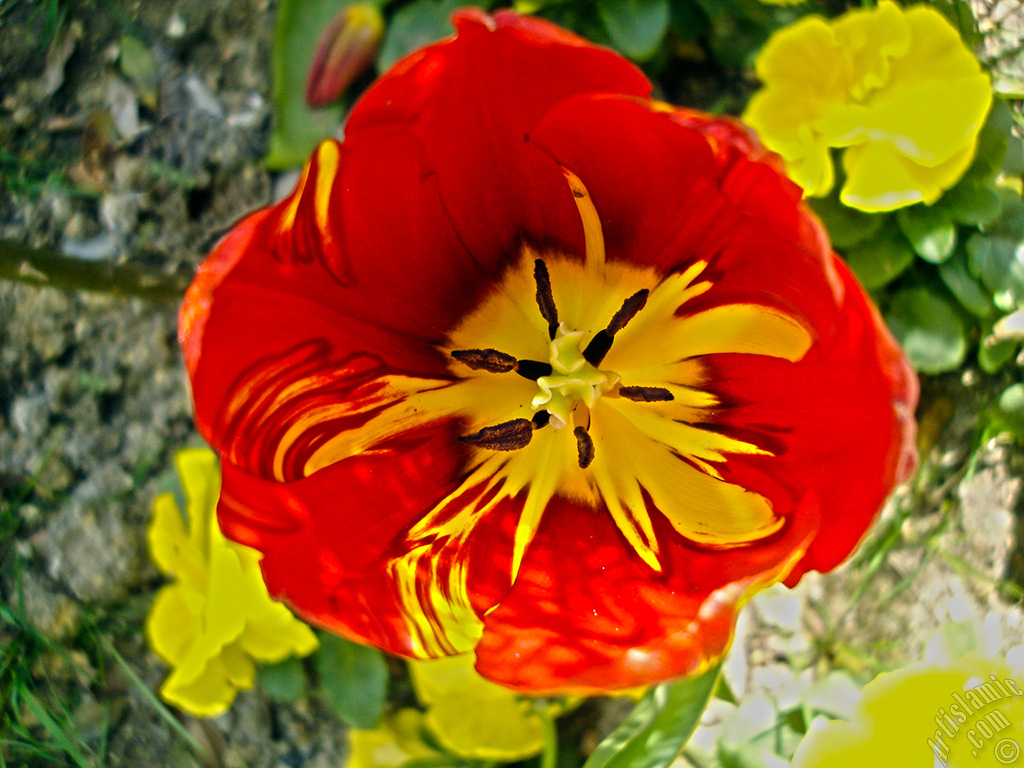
[591,402,781,547]
[509,431,567,583]
[611,297,812,373]
[276,157,313,237]
[301,377,456,477]
[313,141,340,235]
[389,544,482,658]
[562,168,605,272]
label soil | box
[0,1,1022,767]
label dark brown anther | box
[619,385,674,402]
[533,259,560,339]
[583,289,650,366]
[451,348,517,373]
[574,426,594,468]
[516,359,554,381]
[606,289,649,335]
[459,419,534,451]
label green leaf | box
[978,335,1018,374]
[842,223,916,290]
[377,0,464,72]
[258,656,307,703]
[971,99,1013,179]
[966,215,1024,312]
[896,205,956,264]
[935,178,1002,226]
[265,0,349,169]
[938,252,994,318]
[885,287,968,374]
[995,383,1024,439]
[808,194,885,249]
[582,662,721,768]
[315,633,389,729]
[597,0,670,62]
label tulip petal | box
[347,9,651,265]
[529,96,840,333]
[474,494,818,693]
[215,424,490,659]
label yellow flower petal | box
[841,139,978,212]
[410,655,547,761]
[793,653,1024,768]
[160,653,240,718]
[148,494,191,578]
[238,600,319,662]
[348,710,438,768]
[219,641,257,689]
[145,584,202,666]
[426,694,546,761]
[175,447,221,558]
[753,15,850,102]
[826,77,991,165]
[830,0,909,101]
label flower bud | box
[306,3,384,108]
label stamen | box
[574,426,594,468]
[459,419,534,451]
[619,385,674,402]
[451,348,517,373]
[607,289,649,335]
[533,259,560,339]
[583,289,649,366]
[516,359,554,381]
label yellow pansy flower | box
[146,448,318,717]
[409,654,551,761]
[744,1,991,212]
[792,652,1024,767]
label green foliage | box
[596,0,669,62]
[378,0,468,72]
[314,633,390,729]
[264,0,350,169]
[843,221,916,291]
[583,662,721,768]
[257,656,309,703]
[886,287,968,375]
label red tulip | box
[180,10,918,694]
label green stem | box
[0,238,191,302]
[539,708,558,768]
